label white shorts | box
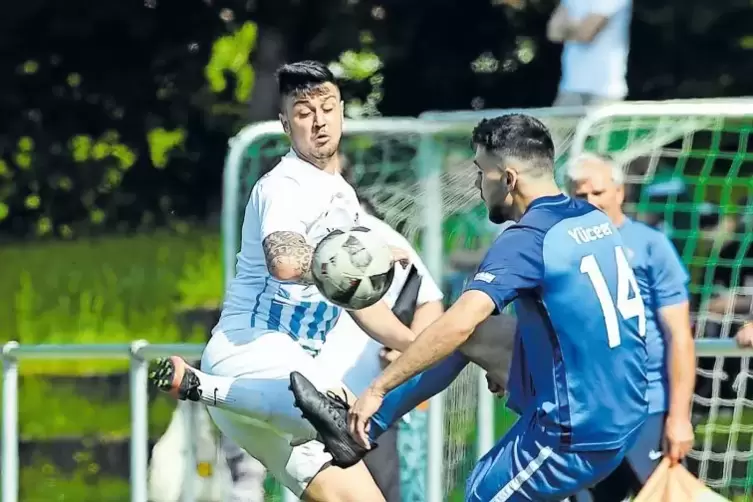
[201,326,342,497]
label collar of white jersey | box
[282,149,339,178]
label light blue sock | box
[369,351,469,443]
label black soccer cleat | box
[289,371,371,468]
[149,356,202,402]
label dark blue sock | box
[368,350,469,443]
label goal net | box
[570,100,753,500]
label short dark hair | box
[471,114,555,175]
[276,60,336,100]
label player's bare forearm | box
[351,300,417,351]
[375,301,443,368]
[410,300,444,334]
[566,14,608,43]
[546,3,569,42]
[262,231,314,284]
[660,301,696,418]
[370,291,494,396]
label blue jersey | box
[467,194,648,451]
[619,218,689,413]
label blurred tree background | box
[2,0,752,240]
[2,0,753,497]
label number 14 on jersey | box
[580,246,646,348]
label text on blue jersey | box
[466,194,649,451]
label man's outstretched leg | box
[151,327,388,501]
[150,350,317,440]
[290,311,518,467]
[149,327,360,447]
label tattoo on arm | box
[262,231,315,284]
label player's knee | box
[303,462,386,502]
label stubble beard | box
[310,137,341,167]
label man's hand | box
[379,348,401,369]
[664,414,694,465]
[736,321,753,347]
[390,246,410,269]
[486,373,506,397]
[348,386,384,449]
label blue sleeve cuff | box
[465,282,505,315]
[657,289,689,308]
[506,394,525,415]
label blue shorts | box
[466,413,642,502]
[570,412,665,502]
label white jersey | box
[559,0,631,99]
[217,151,361,352]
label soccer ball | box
[312,227,395,310]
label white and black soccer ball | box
[312,227,395,310]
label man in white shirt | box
[547,0,632,106]
[148,60,418,502]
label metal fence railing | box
[1,341,203,502]
[1,339,749,502]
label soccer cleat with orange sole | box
[148,356,202,402]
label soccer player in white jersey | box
[148,60,419,502]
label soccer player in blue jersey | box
[293,114,650,501]
[566,153,695,501]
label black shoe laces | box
[184,372,202,401]
[324,389,350,426]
